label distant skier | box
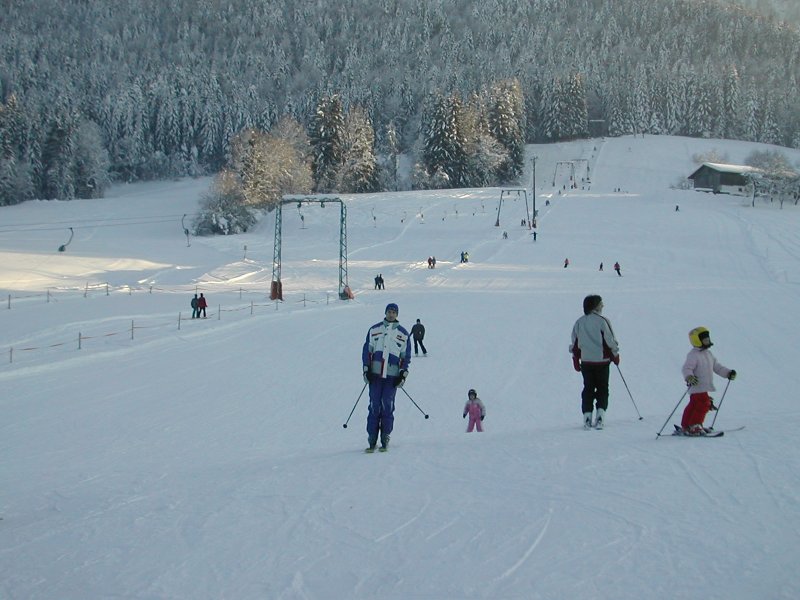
[362,303,411,452]
[614,262,622,277]
[190,294,199,318]
[410,318,427,356]
[564,258,570,268]
[463,389,486,432]
[679,327,736,436]
[570,295,620,429]
[599,262,604,271]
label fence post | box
[303,293,307,307]
[47,289,51,303]
[78,332,82,350]
[106,283,110,296]
[9,347,12,363]
[84,283,89,298]
[131,319,135,340]
[7,294,10,309]
[178,312,182,330]
[251,300,254,315]
[218,304,221,320]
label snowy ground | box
[1,135,799,599]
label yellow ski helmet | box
[689,326,712,348]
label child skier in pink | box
[463,389,486,432]
[680,327,736,435]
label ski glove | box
[686,375,699,386]
[395,370,408,388]
[728,370,737,380]
[572,356,581,372]
[463,413,467,419]
[612,354,620,365]
[363,365,371,384]
[480,415,485,421]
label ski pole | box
[400,387,430,419]
[616,364,643,420]
[709,379,732,429]
[342,382,368,429]
[655,388,689,439]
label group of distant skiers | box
[564,259,622,276]
[359,293,736,452]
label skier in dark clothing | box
[410,319,427,356]
[570,295,620,430]
[190,294,199,318]
[362,303,411,452]
[197,293,208,318]
[614,262,622,277]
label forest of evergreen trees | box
[1,0,799,209]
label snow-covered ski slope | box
[1,135,799,599]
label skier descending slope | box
[362,303,411,452]
[570,295,620,430]
[679,327,737,436]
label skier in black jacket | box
[410,318,427,356]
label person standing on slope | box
[197,293,208,318]
[463,389,486,432]
[362,303,411,451]
[410,318,427,356]
[680,327,736,436]
[570,295,620,430]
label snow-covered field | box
[1,135,799,599]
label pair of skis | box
[669,424,746,438]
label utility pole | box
[531,156,538,228]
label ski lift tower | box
[271,196,351,301]
[495,188,531,228]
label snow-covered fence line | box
[3,290,345,367]
[2,282,282,309]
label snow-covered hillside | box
[1,135,799,599]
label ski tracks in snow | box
[495,508,553,581]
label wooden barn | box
[687,162,761,195]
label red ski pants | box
[681,392,712,429]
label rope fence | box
[2,281,293,308]
[2,288,344,367]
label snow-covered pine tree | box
[309,94,345,192]
[40,110,77,200]
[488,80,525,183]
[421,92,469,189]
[338,105,379,193]
[72,120,110,199]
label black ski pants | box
[413,337,427,355]
[580,362,610,413]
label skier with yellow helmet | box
[680,327,736,435]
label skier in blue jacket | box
[362,303,411,451]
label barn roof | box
[688,162,762,179]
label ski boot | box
[379,434,390,452]
[594,408,606,430]
[366,436,378,453]
[583,413,593,430]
